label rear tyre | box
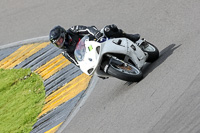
[106,61,143,82]
[142,42,159,62]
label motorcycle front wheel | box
[106,62,143,82]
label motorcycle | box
[74,30,159,82]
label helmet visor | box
[54,33,66,48]
[55,36,64,46]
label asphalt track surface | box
[1,0,200,133]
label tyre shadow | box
[142,44,182,77]
[125,44,182,86]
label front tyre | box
[142,41,159,62]
[106,61,143,82]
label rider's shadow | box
[125,44,182,86]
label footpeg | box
[112,39,122,45]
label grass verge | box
[0,68,45,133]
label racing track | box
[1,0,200,133]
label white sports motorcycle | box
[74,31,159,82]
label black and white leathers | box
[62,25,101,65]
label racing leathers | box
[61,25,102,66]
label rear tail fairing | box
[95,38,148,77]
[99,38,148,69]
[126,39,148,69]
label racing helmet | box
[49,25,68,48]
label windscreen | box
[74,35,89,61]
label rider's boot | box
[120,29,140,43]
[104,24,140,42]
[124,33,140,43]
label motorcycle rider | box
[49,24,140,66]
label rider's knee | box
[104,24,121,38]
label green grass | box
[0,68,45,133]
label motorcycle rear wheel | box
[142,42,159,62]
[106,62,143,82]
